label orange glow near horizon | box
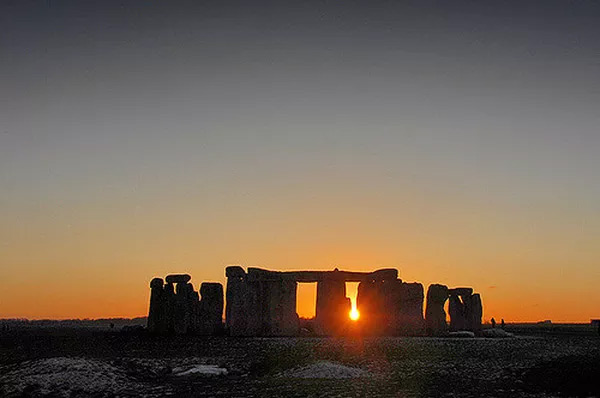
[346,282,360,321]
[2,261,599,322]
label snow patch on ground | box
[482,328,514,338]
[448,331,476,338]
[172,364,228,376]
[0,357,148,397]
[279,361,368,379]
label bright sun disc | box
[349,307,360,321]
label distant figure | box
[501,319,505,329]
[110,322,115,329]
[491,318,496,328]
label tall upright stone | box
[226,266,253,336]
[164,282,176,334]
[358,275,406,335]
[466,293,483,332]
[425,284,449,335]
[147,278,165,333]
[316,279,349,335]
[448,294,466,331]
[263,280,298,336]
[357,280,382,334]
[188,289,201,333]
[199,282,224,335]
[174,282,193,334]
[398,282,425,335]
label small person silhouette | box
[491,317,496,328]
[501,319,505,329]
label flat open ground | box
[1,326,599,397]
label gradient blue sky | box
[1,0,599,320]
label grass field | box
[1,325,599,397]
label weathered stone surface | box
[174,282,193,334]
[448,287,473,297]
[466,293,483,332]
[225,266,246,278]
[151,266,484,338]
[165,274,192,284]
[198,282,224,335]
[369,269,399,281]
[188,290,201,333]
[150,278,164,289]
[398,282,425,335]
[225,275,245,336]
[147,278,164,333]
[316,279,349,335]
[448,294,466,331]
[263,280,298,336]
[425,284,449,335]
[163,283,176,334]
[357,280,383,334]
[244,267,398,283]
[225,270,263,336]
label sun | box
[349,307,360,321]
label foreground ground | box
[0,326,599,397]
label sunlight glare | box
[349,306,360,321]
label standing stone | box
[147,278,165,333]
[225,266,247,336]
[357,278,401,335]
[466,293,483,332]
[174,282,193,334]
[448,294,466,331]
[357,280,382,334]
[425,284,449,335]
[316,279,348,335]
[225,267,263,336]
[357,280,376,333]
[263,280,298,336]
[162,283,176,333]
[199,282,224,335]
[398,282,425,335]
[188,290,201,333]
[380,279,401,334]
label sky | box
[1,0,599,322]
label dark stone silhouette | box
[198,283,224,335]
[468,293,483,332]
[165,274,191,284]
[226,267,401,336]
[316,279,350,335]
[356,278,425,335]
[149,266,483,337]
[449,294,466,331]
[147,278,165,333]
[425,284,449,335]
[147,274,223,335]
[426,285,483,335]
[398,282,426,335]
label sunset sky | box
[1,1,599,322]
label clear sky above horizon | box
[1,0,599,322]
